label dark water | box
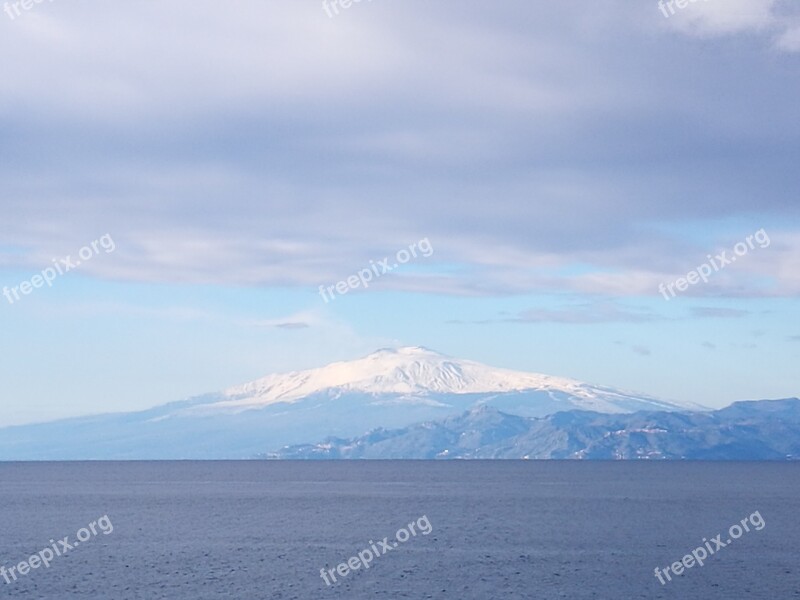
[0,461,797,599]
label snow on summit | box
[204,346,688,413]
[220,346,575,406]
[0,346,707,459]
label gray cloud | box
[1,1,798,298]
[689,307,751,318]
[273,322,310,330]
[513,301,660,324]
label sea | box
[0,461,796,599]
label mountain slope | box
[0,347,699,460]
[174,346,694,417]
[266,398,800,460]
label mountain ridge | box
[265,398,800,460]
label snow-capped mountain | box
[177,346,694,417]
[222,345,592,403]
[0,347,702,460]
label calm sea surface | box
[0,461,797,599]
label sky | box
[0,0,798,426]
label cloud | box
[658,0,800,52]
[660,0,776,36]
[512,301,660,324]
[0,1,798,300]
[273,322,310,330]
[775,23,800,51]
[249,310,321,330]
[613,340,653,355]
[689,307,750,318]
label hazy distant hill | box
[265,398,800,460]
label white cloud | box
[774,23,800,51]
[660,0,776,36]
[658,0,800,53]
